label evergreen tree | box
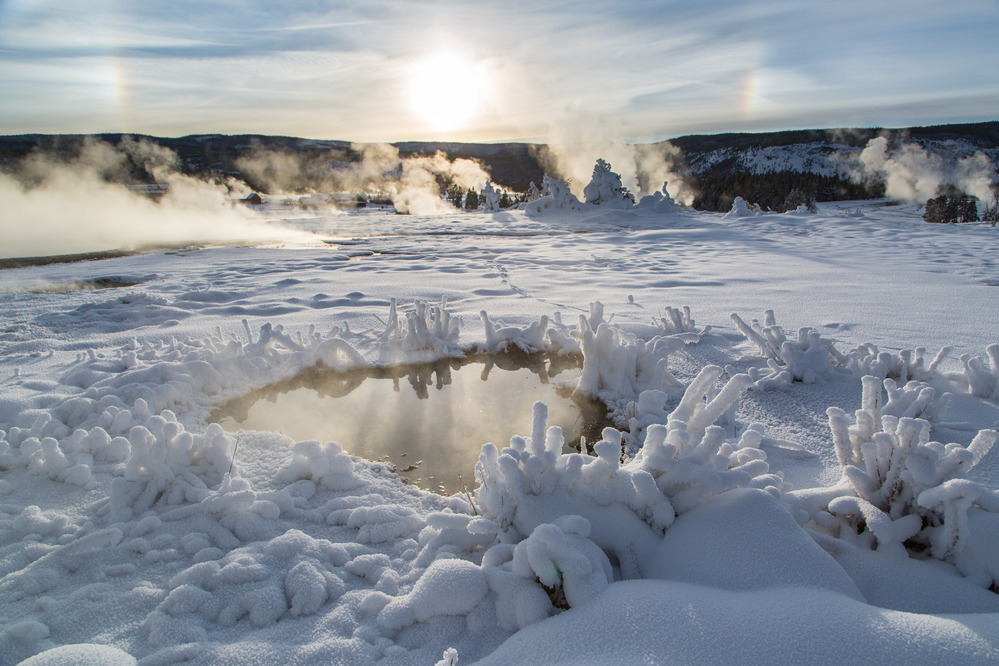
[444,184,464,209]
[923,189,980,223]
[465,188,479,210]
[982,196,999,226]
[782,188,817,213]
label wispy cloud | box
[1,0,997,141]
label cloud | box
[1,1,998,141]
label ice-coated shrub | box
[472,368,782,586]
[151,529,348,632]
[655,305,708,337]
[961,344,999,400]
[786,375,998,571]
[378,558,489,630]
[377,297,461,358]
[278,440,361,492]
[545,312,581,356]
[731,310,847,386]
[845,343,950,382]
[435,648,460,666]
[881,378,953,427]
[627,366,786,513]
[479,311,550,353]
[109,417,238,519]
[574,314,697,403]
[511,517,612,609]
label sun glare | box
[406,51,492,134]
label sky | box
[1,0,998,143]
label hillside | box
[2,121,997,211]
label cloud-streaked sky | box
[2,0,997,143]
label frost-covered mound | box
[480,579,999,664]
[1,202,998,664]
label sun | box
[406,51,492,134]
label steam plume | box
[534,120,694,205]
[235,143,491,215]
[0,138,308,259]
[853,136,995,203]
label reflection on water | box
[211,352,610,494]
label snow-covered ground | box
[1,201,999,665]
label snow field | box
[0,202,998,664]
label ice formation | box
[573,302,702,405]
[377,297,462,360]
[654,305,707,337]
[845,343,951,382]
[479,311,550,354]
[961,344,999,400]
[731,310,846,386]
[786,375,999,579]
[634,181,680,214]
[472,368,782,586]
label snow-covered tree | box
[524,175,585,216]
[725,196,761,218]
[525,181,542,203]
[583,159,634,209]
[481,182,501,212]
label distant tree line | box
[689,165,883,212]
[923,186,981,224]
[442,183,522,210]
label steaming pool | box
[211,352,611,494]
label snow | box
[1,200,999,664]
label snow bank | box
[646,487,863,599]
[478,579,999,664]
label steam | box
[534,120,694,205]
[359,145,490,216]
[0,138,310,259]
[852,136,996,203]
[236,143,491,215]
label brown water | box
[211,352,609,494]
